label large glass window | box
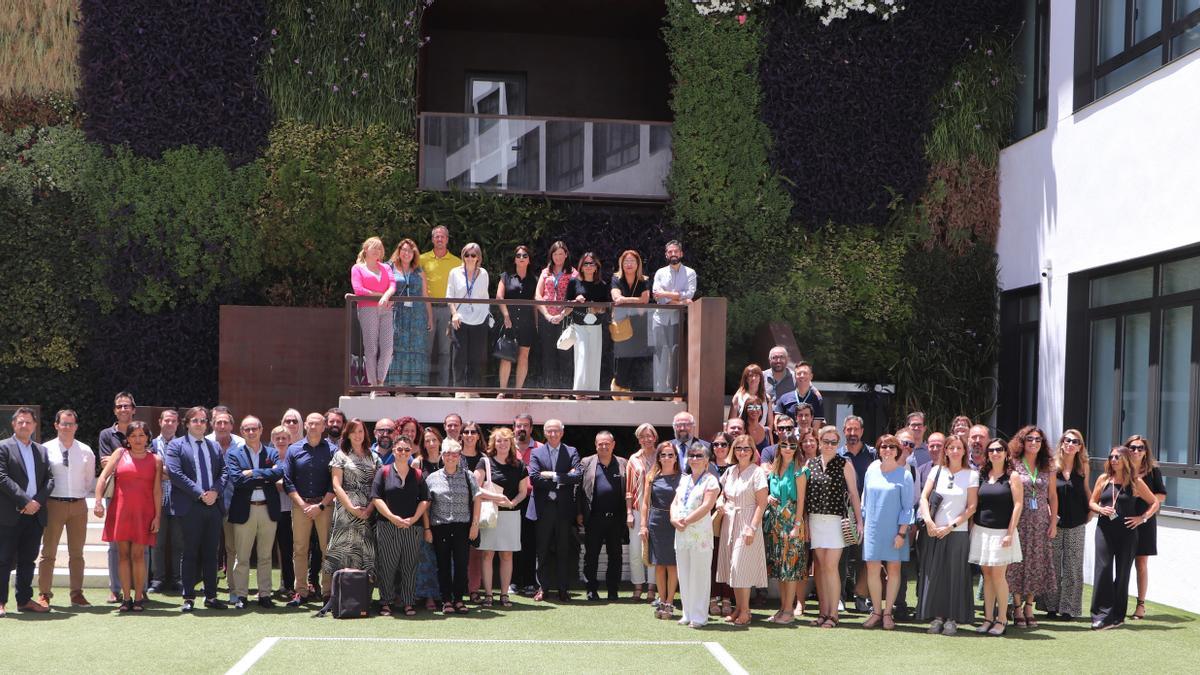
[1077,0,1200,108]
[1013,0,1050,140]
[999,287,1041,437]
[1069,247,1200,515]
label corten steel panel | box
[219,306,346,426]
[687,297,728,441]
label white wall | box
[998,1,1200,614]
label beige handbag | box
[609,317,633,342]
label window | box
[466,73,526,135]
[592,123,640,178]
[1013,0,1050,140]
[999,287,1041,437]
[1065,247,1200,514]
[1075,0,1200,109]
[546,121,584,192]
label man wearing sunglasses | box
[758,415,796,466]
[371,418,397,466]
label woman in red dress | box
[94,421,163,612]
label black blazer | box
[0,436,53,527]
[225,444,283,524]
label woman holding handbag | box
[917,436,979,636]
[568,252,611,397]
[495,245,535,397]
[534,240,577,391]
[475,427,528,608]
[804,425,862,628]
[610,250,652,393]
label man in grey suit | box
[577,431,627,602]
[0,407,54,616]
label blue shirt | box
[283,439,335,499]
[185,436,215,491]
[17,439,37,496]
[838,444,877,496]
[906,444,931,470]
[152,436,174,505]
[370,443,396,466]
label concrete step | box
[7,568,111,591]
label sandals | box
[499,594,512,608]
[1024,604,1038,628]
[379,604,393,617]
[469,591,482,604]
[481,593,494,608]
[425,598,438,611]
[709,598,722,616]
[632,586,643,602]
[117,598,133,613]
[976,619,994,634]
[862,610,882,629]
[454,601,470,614]
[721,599,733,617]
[821,615,839,629]
[132,598,146,613]
[442,602,455,614]
[1133,600,1146,620]
[732,613,751,626]
[988,621,1008,636]
[403,605,416,616]
[810,614,828,628]
[882,611,896,631]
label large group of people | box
[0,352,1168,633]
[350,226,695,397]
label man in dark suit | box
[0,407,53,616]
[670,412,716,477]
[577,431,627,602]
[225,416,283,609]
[166,406,227,612]
[526,418,581,602]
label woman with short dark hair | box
[371,437,430,616]
[860,434,913,630]
[94,421,162,612]
[426,439,481,614]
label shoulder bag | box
[492,328,518,363]
[926,466,945,520]
[478,457,499,529]
[555,316,577,350]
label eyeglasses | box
[284,419,299,425]
[733,446,753,452]
[463,253,479,258]
[396,447,412,453]
[1025,436,1043,443]
[820,439,839,446]
[879,444,899,451]
[988,447,1007,454]
[658,453,676,459]
[778,444,797,450]
[515,253,529,259]
[900,440,915,448]
[582,261,597,267]
[1108,455,1120,461]
[687,453,707,460]
[711,441,729,448]
[776,426,794,433]
[462,429,479,435]
[745,405,762,412]
[1129,445,1146,452]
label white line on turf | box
[704,641,749,675]
[225,637,279,675]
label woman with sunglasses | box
[1125,434,1166,620]
[672,447,722,628]
[1005,425,1057,628]
[569,252,610,398]
[1089,446,1158,629]
[535,240,577,391]
[707,432,736,617]
[414,427,445,609]
[496,246,535,396]
[626,424,659,604]
[447,242,491,394]
[804,426,861,628]
[743,396,773,452]
[459,421,486,603]
[1039,429,1090,621]
[371,437,430,616]
[917,436,978,635]
[426,439,482,614]
[716,435,768,626]
[281,409,303,444]
[764,434,809,624]
[641,442,682,619]
[860,434,913,630]
[731,364,773,427]
[970,438,1023,635]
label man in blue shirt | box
[370,418,396,466]
[773,362,824,422]
[837,415,876,613]
[283,413,335,607]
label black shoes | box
[259,596,274,609]
[586,591,601,601]
[557,591,570,602]
[203,598,228,610]
[607,591,620,601]
[234,597,247,610]
[181,599,194,613]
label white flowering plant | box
[691,0,905,25]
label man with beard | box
[651,240,696,394]
[371,418,396,466]
[764,345,795,403]
[838,416,876,612]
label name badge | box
[1028,497,1038,511]
[403,301,413,308]
[549,490,557,501]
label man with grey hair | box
[419,224,462,388]
[764,345,795,402]
[966,424,990,471]
[670,412,713,475]
[578,431,627,601]
[527,419,582,601]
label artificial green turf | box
[2,582,1197,674]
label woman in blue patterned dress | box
[384,238,432,387]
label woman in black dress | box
[610,249,652,393]
[640,441,681,620]
[1125,435,1166,620]
[496,245,536,397]
[1088,445,1158,629]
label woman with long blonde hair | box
[351,236,395,390]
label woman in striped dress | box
[716,434,768,626]
[322,419,381,580]
[370,437,429,616]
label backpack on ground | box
[317,568,371,618]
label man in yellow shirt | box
[418,225,461,387]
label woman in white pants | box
[568,252,610,396]
[626,424,658,602]
[672,449,721,628]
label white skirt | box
[808,514,845,550]
[968,525,1023,566]
[479,510,522,552]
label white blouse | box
[446,266,491,325]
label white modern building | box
[997,0,1200,613]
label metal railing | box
[344,294,687,399]
[419,112,672,200]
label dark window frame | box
[1012,0,1051,142]
[1075,0,1200,110]
[1065,244,1200,515]
[998,285,1042,437]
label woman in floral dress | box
[1006,425,1057,628]
[764,433,809,624]
[384,238,432,387]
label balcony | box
[419,112,672,201]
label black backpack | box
[317,568,371,618]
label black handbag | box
[926,466,945,519]
[493,328,518,363]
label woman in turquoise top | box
[764,434,809,624]
[860,434,915,629]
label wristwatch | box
[319,503,326,511]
